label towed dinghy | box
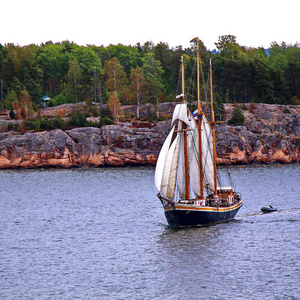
[261,205,277,213]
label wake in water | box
[236,207,300,219]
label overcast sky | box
[1,0,298,50]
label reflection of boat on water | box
[154,38,243,227]
[261,205,277,213]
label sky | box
[1,0,299,50]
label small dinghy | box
[261,205,277,213]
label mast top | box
[190,37,199,43]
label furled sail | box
[172,103,190,126]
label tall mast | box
[181,56,185,102]
[195,39,204,199]
[181,56,190,199]
[210,59,217,194]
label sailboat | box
[154,38,243,227]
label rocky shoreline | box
[0,103,299,168]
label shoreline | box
[0,103,299,169]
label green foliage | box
[68,111,89,127]
[100,116,114,126]
[34,118,41,131]
[228,107,245,126]
[52,94,72,106]
[214,100,225,121]
[105,44,142,77]
[33,117,67,131]
[91,106,99,117]
[0,38,300,118]
[215,35,241,59]
[4,90,17,109]
[103,57,128,102]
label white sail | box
[201,114,215,191]
[190,113,215,196]
[176,122,187,197]
[189,121,201,197]
[154,126,175,192]
[160,135,180,199]
[172,103,190,126]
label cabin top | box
[217,186,234,193]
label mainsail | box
[176,120,187,198]
[190,113,215,196]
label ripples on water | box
[0,165,299,299]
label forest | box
[0,35,299,122]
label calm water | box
[0,164,299,300]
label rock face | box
[0,124,162,168]
[0,104,299,168]
[216,104,300,164]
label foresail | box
[160,135,180,199]
[154,126,175,192]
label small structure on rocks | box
[40,96,50,107]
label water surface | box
[0,164,299,299]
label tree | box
[215,35,241,59]
[70,45,102,103]
[154,42,175,96]
[285,44,300,100]
[1,56,15,92]
[103,57,128,102]
[4,90,17,110]
[142,41,154,55]
[254,58,274,103]
[129,67,143,119]
[228,107,245,125]
[37,43,70,96]
[10,77,23,97]
[142,53,164,117]
[19,88,33,119]
[105,44,141,77]
[107,91,120,122]
[67,58,81,104]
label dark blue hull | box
[164,203,242,227]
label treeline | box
[0,35,299,118]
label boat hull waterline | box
[164,201,243,227]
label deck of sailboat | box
[165,201,243,212]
